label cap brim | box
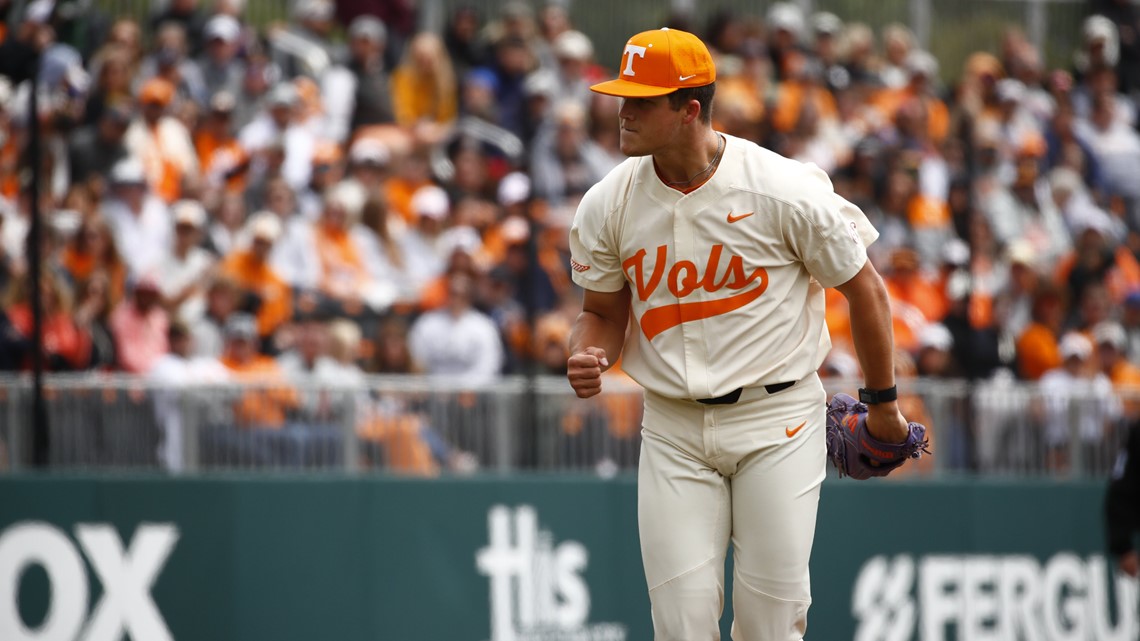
[589,78,678,98]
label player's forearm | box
[569,311,626,372]
[836,262,897,399]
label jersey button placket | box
[672,197,707,401]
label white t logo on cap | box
[622,44,648,76]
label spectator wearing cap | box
[218,211,293,339]
[915,322,959,378]
[157,200,216,322]
[344,136,392,196]
[149,0,208,56]
[1038,331,1120,473]
[300,180,399,315]
[871,49,950,145]
[136,22,208,108]
[100,158,173,279]
[238,81,316,194]
[68,102,132,188]
[217,312,300,429]
[401,184,452,301]
[993,240,1040,339]
[810,12,849,93]
[110,274,170,374]
[1093,320,1140,419]
[148,319,228,470]
[765,2,807,81]
[0,0,56,85]
[548,30,604,114]
[390,32,458,139]
[194,91,248,193]
[197,13,246,100]
[880,22,918,89]
[529,100,616,206]
[124,78,199,203]
[268,0,338,80]
[339,16,396,134]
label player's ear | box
[682,99,702,125]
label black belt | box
[696,380,796,405]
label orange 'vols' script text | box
[622,244,768,340]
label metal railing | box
[0,373,1132,478]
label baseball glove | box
[825,393,930,480]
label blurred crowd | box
[1,0,1140,473]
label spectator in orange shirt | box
[883,247,947,323]
[1016,284,1066,380]
[194,91,248,194]
[218,313,299,429]
[124,78,199,203]
[61,215,127,308]
[390,31,458,138]
[219,212,293,340]
[1,272,92,372]
[1093,321,1140,420]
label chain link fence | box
[0,373,1132,478]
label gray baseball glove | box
[825,393,930,479]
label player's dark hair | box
[668,82,716,124]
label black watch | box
[858,386,898,405]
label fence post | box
[6,383,22,472]
[911,0,933,51]
[342,387,359,472]
[1027,0,1047,61]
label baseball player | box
[566,28,914,640]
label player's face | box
[617,95,682,157]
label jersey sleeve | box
[569,185,627,292]
[785,165,878,289]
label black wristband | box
[858,386,898,405]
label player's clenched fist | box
[567,347,609,398]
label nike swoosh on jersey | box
[786,421,807,438]
[727,211,754,223]
[639,279,768,340]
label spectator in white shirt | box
[1038,332,1122,473]
[239,82,316,193]
[158,200,216,322]
[408,270,503,385]
[100,158,172,279]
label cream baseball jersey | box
[570,133,878,400]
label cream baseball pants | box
[638,373,827,641]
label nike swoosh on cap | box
[679,74,697,81]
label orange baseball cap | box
[138,78,175,106]
[590,27,715,98]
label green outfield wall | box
[0,475,1134,641]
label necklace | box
[664,134,725,189]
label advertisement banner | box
[0,476,1133,640]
